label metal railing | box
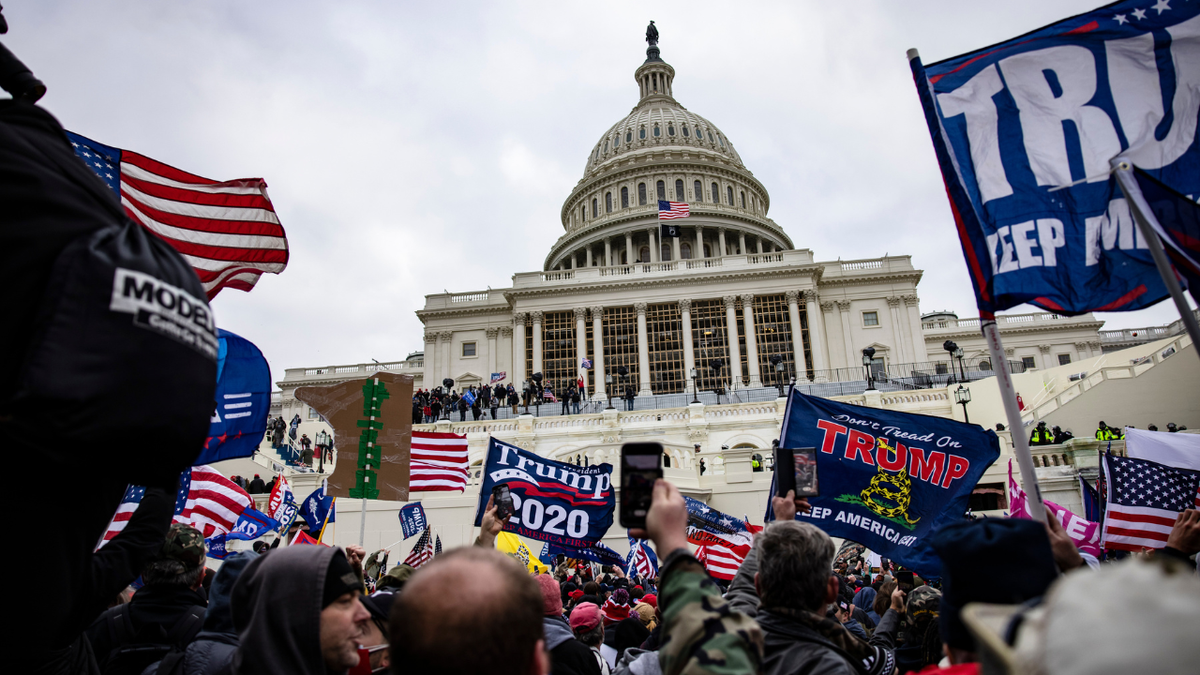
[804,357,1025,389]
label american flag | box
[435,534,443,557]
[404,526,435,569]
[625,537,659,579]
[410,431,469,492]
[1101,454,1200,552]
[697,542,752,581]
[66,131,288,299]
[100,465,254,545]
[658,200,690,220]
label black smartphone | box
[620,442,663,529]
[896,570,915,592]
[492,483,514,520]
[775,446,820,498]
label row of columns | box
[424,327,514,388]
[556,227,780,270]
[816,294,923,368]
[509,291,830,398]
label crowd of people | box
[1027,419,1190,446]
[35,472,1199,675]
[411,380,617,424]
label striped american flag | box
[100,465,255,545]
[1101,454,1200,551]
[404,526,435,568]
[66,131,288,299]
[697,542,751,581]
[658,200,690,220]
[410,431,469,492]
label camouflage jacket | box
[657,553,764,675]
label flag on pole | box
[409,431,469,492]
[100,465,255,544]
[581,358,593,369]
[301,484,336,540]
[1101,453,1200,551]
[1128,168,1200,304]
[909,2,1200,314]
[292,530,328,547]
[491,372,507,383]
[697,542,751,582]
[658,200,689,240]
[66,132,289,299]
[625,537,659,579]
[102,485,147,544]
[434,533,443,557]
[404,526,435,568]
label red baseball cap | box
[570,602,602,632]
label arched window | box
[719,135,726,148]
[656,181,665,201]
[592,198,598,218]
[626,130,632,143]
[703,244,712,257]
[614,134,619,148]
[605,192,612,213]
[668,124,675,136]
[638,183,647,205]
[661,243,672,261]
[581,205,586,221]
[696,127,703,139]
[675,179,684,200]
[639,127,646,139]
[694,180,702,202]
[682,126,690,137]
[708,131,715,143]
[621,186,629,208]
[711,182,719,203]
[740,191,746,208]
[621,250,628,264]
[681,242,692,259]
[653,124,660,137]
[727,186,734,205]
[603,140,608,153]
[639,245,650,262]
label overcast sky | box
[7,1,1194,387]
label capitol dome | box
[546,31,791,272]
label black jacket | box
[86,584,208,672]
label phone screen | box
[620,443,663,528]
[791,447,819,498]
[896,570,915,591]
[492,484,514,520]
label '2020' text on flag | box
[910,1,1200,314]
[66,131,289,299]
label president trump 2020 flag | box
[776,390,1000,577]
[474,437,614,548]
[910,2,1200,314]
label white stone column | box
[723,295,743,388]
[785,291,809,380]
[625,232,634,264]
[585,247,592,267]
[836,301,854,369]
[499,326,513,382]
[512,314,527,386]
[635,303,652,395]
[486,327,498,380]
[887,297,909,363]
[718,227,727,257]
[821,301,838,370]
[671,235,681,262]
[531,311,543,378]
[591,306,606,400]
[695,225,704,259]
[604,238,612,267]
[738,232,746,255]
[903,296,924,362]
[805,292,829,379]
[757,237,764,254]
[680,299,695,383]
[649,229,659,263]
[439,331,454,384]
[575,307,588,397]
[741,294,762,387]
[424,331,438,390]
[1039,344,1053,370]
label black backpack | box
[101,604,206,675]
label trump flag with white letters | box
[911,1,1200,314]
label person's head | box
[321,550,372,671]
[1168,422,1178,432]
[1037,421,1046,428]
[359,592,396,672]
[389,547,547,675]
[570,602,604,647]
[534,574,563,616]
[583,581,599,597]
[874,580,896,618]
[1148,424,1158,431]
[142,523,206,589]
[254,473,260,479]
[753,520,837,612]
[1099,421,1107,428]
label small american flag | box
[410,431,469,492]
[66,131,288,299]
[100,465,254,546]
[658,200,690,220]
[404,526,435,568]
[626,537,659,578]
[435,534,443,557]
[1101,454,1200,551]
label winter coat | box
[543,616,601,675]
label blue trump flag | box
[474,437,615,548]
[399,502,428,539]
[543,540,627,567]
[775,390,1000,577]
[910,1,1200,315]
[1132,167,1200,304]
[206,535,230,560]
[197,329,271,465]
[226,508,281,541]
[301,484,335,536]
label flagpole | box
[981,318,1047,523]
[1111,161,1200,357]
[318,497,336,542]
[358,499,367,549]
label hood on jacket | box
[203,551,256,634]
[231,545,341,675]
[542,615,575,651]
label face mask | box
[349,644,389,675]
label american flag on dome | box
[657,200,690,220]
[404,526,435,569]
[100,465,255,545]
[410,431,470,492]
[66,131,289,299]
[1101,454,1200,552]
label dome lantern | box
[636,21,675,105]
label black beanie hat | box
[928,518,1058,651]
[323,550,361,608]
